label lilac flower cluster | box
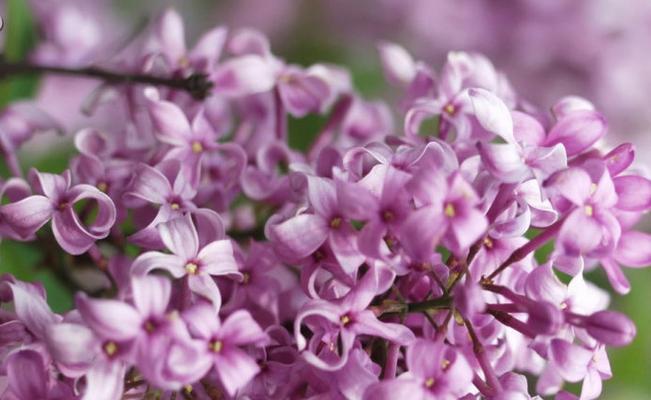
[1,7,650,400]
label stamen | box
[185,262,198,275]
[209,339,223,353]
[340,314,351,326]
[191,141,203,153]
[584,205,594,216]
[103,341,118,356]
[444,203,456,218]
[97,181,108,192]
[425,377,435,388]
[330,217,343,229]
[381,210,395,222]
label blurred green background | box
[1,0,649,398]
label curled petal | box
[352,310,414,345]
[69,184,116,234]
[131,251,185,278]
[52,208,100,255]
[29,169,69,199]
[1,195,53,238]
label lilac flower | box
[183,303,268,395]
[0,7,648,399]
[1,169,116,254]
[401,170,487,257]
[269,175,367,276]
[363,339,473,400]
[132,215,240,308]
[3,349,74,400]
[294,265,414,370]
[77,274,211,391]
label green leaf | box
[0,0,40,107]
[0,240,73,313]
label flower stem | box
[406,295,452,313]
[486,217,564,280]
[0,58,214,100]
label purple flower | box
[183,303,268,395]
[363,339,473,400]
[401,170,487,257]
[294,265,414,370]
[269,175,367,276]
[132,214,240,308]
[1,169,116,254]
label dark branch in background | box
[0,57,214,100]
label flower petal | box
[614,175,651,212]
[82,361,127,400]
[215,347,260,396]
[131,274,171,317]
[76,294,142,341]
[549,339,592,382]
[6,350,48,400]
[219,310,268,346]
[211,55,275,96]
[125,163,173,205]
[614,231,651,267]
[51,209,98,255]
[377,41,416,85]
[468,88,514,143]
[158,215,199,260]
[270,214,328,259]
[197,239,240,277]
[131,251,185,278]
[1,195,53,238]
[545,111,606,157]
[352,310,414,345]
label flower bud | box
[526,301,563,336]
[585,310,636,347]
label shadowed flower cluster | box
[0,4,649,400]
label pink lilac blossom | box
[0,6,649,400]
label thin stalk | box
[0,58,213,100]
